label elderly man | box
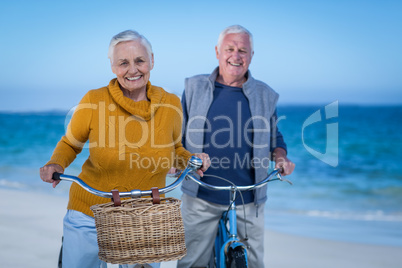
[177,25,295,267]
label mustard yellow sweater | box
[48,79,192,216]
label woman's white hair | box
[217,25,254,53]
[108,30,153,62]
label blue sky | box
[1,0,401,111]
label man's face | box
[215,33,253,81]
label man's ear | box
[215,46,220,59]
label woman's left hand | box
[194,153,211,177]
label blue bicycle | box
[184,164,292,268]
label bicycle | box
[53,156,202,267]
[184,166,292,268]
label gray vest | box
[181,67,279,205]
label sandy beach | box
[1,188,401,268]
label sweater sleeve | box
[46,92,94,169]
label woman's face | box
[111,40,154,93]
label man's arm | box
[270,109,295,175]
[181,90,188,146]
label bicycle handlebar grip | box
[279,167,284,174]
[52,172,62,181]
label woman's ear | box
[110,59,117,74]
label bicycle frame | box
[186,168,291,267]
[216,186,248,267]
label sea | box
[1,104,401,247]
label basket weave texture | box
[90,197,186,264]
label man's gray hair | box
[108,30,153,62]
[217,25,254,53]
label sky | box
[0,0,401,112]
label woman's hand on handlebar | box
[194,153,211,177]
[39,164,64,188]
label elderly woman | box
[40,30,209,268]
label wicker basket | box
[90,197,186,264]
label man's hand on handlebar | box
[194,153,211,177]
[40,164,64,188]
[273,148,295,176]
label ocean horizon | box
[1,104,401,247]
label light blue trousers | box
[62,210,160,268]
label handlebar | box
[52,155,203,198]
[52,154,291,201]
[185,168,292,192]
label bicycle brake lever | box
[281,178,293,185]
[166,170,182,178]
[277,172,293,185]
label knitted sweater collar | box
[108,78,165,121]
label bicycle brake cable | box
[202,174,249,241]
